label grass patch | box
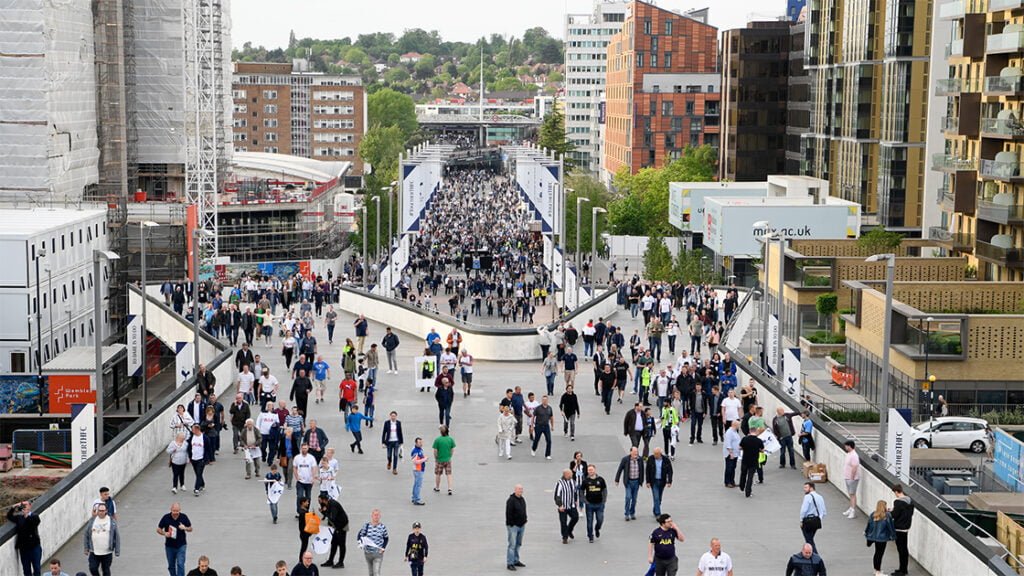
[807,331,846,344]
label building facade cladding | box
[786,22,811,175]
[802,0,932,229]
[720,22,792,182]
[232,63,365,174]
[604,1,720,180]
[564,1,630,173]
[928,0,1024,282]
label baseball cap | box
[412,522,421,529]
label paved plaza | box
[55,301,927,575]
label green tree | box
[643,237,673,281]
[564,174,611,257]
[384,66,411,84]
[816,293,839,333]
[671,249,703,284]
[414,54,437,79]
[857,228,903,255]
[367,88,418,140]
[537,108,575,169]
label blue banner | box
[993,429,1023,492]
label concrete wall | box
[335,286,621,360]
[0,286,233,573]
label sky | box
[231,0,784,50]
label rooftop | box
[41,345,127,373]
[0,208,107,239]
[231,152,351,183]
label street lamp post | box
[866,253,896,452]
[372,196,381,288]
[192,229,214,375]
[138,221,158,409]
[93,250,120,449]
[922,315,935,423]
[701,255,708,284]
[382,182,398,298]
[592,207,607,288]
[34,247,46,411]
[753,221,772,370]
[575,195,588,309]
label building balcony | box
[938,185,956,210]
[931,153,977,172]
[984,75,1023,95]
[935,77,980,95]
[980,116,1024,139]
[977,197,1024,224]
[942,116,960,134]
[939,0,966,19]
[928,226,976,251]
[975,239,1024,268]
[986,31,1024,54]
[979,158,1022,181]
[989,0,1023,10]
[945,39,965,57]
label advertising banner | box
[49,374,95,414]
[126,314,143,377]
[0,375,45,414]
[703,198,859,256]
[993,429,1023,492]
[885,408,913,482]
[783,347,802,401]
[667,183,765,233]
[71,403,95,469]
[766,314,779,375]
[175,342,195,388]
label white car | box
[911,416,989,453]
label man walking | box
[229,393,250,454]
[381,411,404,475]
[292,444,317,518]
[432,425,456,495]
[799,482,827,553]
[559,385,580,441]
[891,484,915,576]
[614,447,644,521]
[696,538,733,576]
[842,440,861,518]
[722,420,741,488]
[382,327,400,374]
[410,437,427,505]
[353,314,368,353]
[648,513,685,576]
[645,447,673,518]
[687,383,708,444]
[578,464,608,543]
[785,543,827,576]
[738,427,765,497]
[157,503,192,576]
[773,407,798,469]
[84,502,120,576]
[624,403,645,449]
[530,396,554,459]
[553,470,580,544]
[505,484,527,571]
[318,494,348,569]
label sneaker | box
[595,528,601,538]
[507,566,517,571]
[194,490,200,497]
[588,537,594,543]
[531,450,536,457]
[414,501,426,506]
[171,487,177,494]
[514,562,526,567]
[546,456,552,460]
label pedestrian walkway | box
[53,298,928,575]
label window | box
[662,101,674,116]
[10,352,25,373]
[643,18,651,34]
[233,119,247,128]
[264,146,279,153]
[665,20,673,35]
[650,53,657,68]
[685,101,695,115]
[664,52,672,68]
[265,133,278,142]
[264,104,278,114]
[708,85,714,93]
[262,90,277,99]
[636,52,644,68]
[263,118,278,128]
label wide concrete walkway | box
[54,299,927,576]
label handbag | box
[802,494,823,530]
[279,455,289,468]
[304,511,321,534]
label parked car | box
[911,416,989,453]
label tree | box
[671,249,703,284]
[857,228,903,255]
[537,108,575,169]
[564,174,611,257]
[359,125,405,180]
[643,237,673,281]
[288,30,297,50]
[414,54,437,80]
[367,88,418,141]
[816,293,839,333]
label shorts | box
[435,460,452,475]
[845,479,859,494]
[461,372,473,384]
[315,379,326,392]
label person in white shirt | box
[524,393,540,440]
[189,424,207,495]
[236,365,256,405]
[720,390,743,427]
[458,349,474,397]
[258,368,279,407]
[292,443,318,517]
[697,537,733,576]
[84,502,120,574]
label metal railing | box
[980,117,1024,138]
[932,153,977,172]
[980,159,1021,180]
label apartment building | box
[603,2,720,182]
[927,0,1024,281]
[786,21,811,175]
[564,1,630,173]
[720,21,792,182]
[232,62,367,174]
[802,0,933,229]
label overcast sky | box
[231,0,784,49]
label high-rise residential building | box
[786,20,811,175]
[564,1,630,174]
[603,2,720,182]
[720,21,791,182]
[232,62,367,174]
[926,0,1023,281]
[802,0,933,229]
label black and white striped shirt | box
[554,477,579,509]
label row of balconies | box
[945,31,1023,57]
[927,226,1023,269]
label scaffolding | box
[182,0,226,258]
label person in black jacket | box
[318,494,349,569]
[405,522,429,576]
[505,485,527,571]
[7,500,41,576]
[645,448,674,518]
[558,386,580,440]
[434,377,454,428]
[890,484,915,576]
[380,411,404,474]
[785,543,827,576]
[738,428,765,498]
[614,447,645,521]
[381,328,400,374]
[290,370,313,417]
[234,342,254,372]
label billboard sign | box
[49,374,95,414]
[885,408,913,482]
[783,347,801,401]
[703,198,860,256]
[126,314,143,377]
[71,403,95,469]
[668,183,766,233]
[767,314,779,375]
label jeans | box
[190,459,205,492]
[690,335,701,355]
[689,413,704,442]
[386,441,401,469]
[801,523,820,553]
[296,481,312,514]
[438,405,451,427]
[364,550,384,576]
[563,414,576,438]
[583,340,594,357]
[164,545,187,576]
[18,545,41,576]
[624,479,640,517]
[531,426,552,457]
[585,502,605,538]
[600,386,613,413]
[88,553,113,576]
[710,417,723,443]
[895,531,910,573]
[412,469,424,502]
[269,501,278,521]
[387,349,398,371]
[232,425,244,450]
[740,462,757,496]
[327,324,335,342]
[327,528,346,566]
[779,436,796,467]
[506,525,525,566]
[648,338,661,361]
[558,507,580,539]
[801,438,813,461]
[724,457,737,486]
[410,561,424,576]
[650,482,665,516]
[667,335,676,353]
[170,463,186,490]
[545,373,555,396]
[630,303,639,318]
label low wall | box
[336,286,621,360]
[0,286,234,573]
[724,349,1016,576]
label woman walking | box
[865,499,896,576]
[170,404,194,439]
[497,405,516,460]
[166,432,189,494]
[282,330,297,369]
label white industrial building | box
[0,208,113,375]
[563,1,629,174]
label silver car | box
[911,416,989,453]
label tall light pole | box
[192,229,214,374]
[360,206,368,290]
[866,253,896,452]
[559,157,566,317]
[372,195,381,288]
[575,195,588,308]
[138,221,158,409]
[774,234,785,375]
[34,248,46,380]
[592,207,606,288]
[701,255,708,284]
[382,182,398,298]
[922,315,936,427]
[93,249,120,449]
[753,221,772,370]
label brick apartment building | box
[603,1,721,182]
[232,62,367,174]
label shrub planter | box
[824,355,843,371]
[799,336,846,358]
